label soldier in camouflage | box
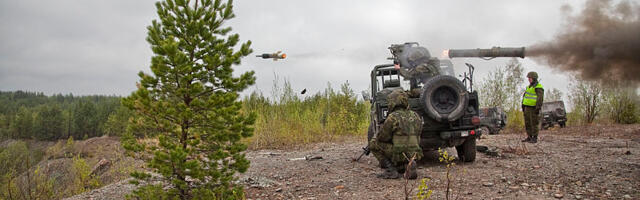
[522,71,544,143]
[369,89,423,179]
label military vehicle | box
[439,59,455,76]
[363,43,525,162]
[541,101,567,129]
[479,107,507,134]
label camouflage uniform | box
[370,89,423,177]
[399,62,441,84]
[522,72,544,143]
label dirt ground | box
[66,124,639,200]
[242,124,640,200]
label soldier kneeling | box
[370,89,423,179]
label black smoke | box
[527,0,640,83]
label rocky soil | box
[68,124,640,200]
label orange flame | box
[441,49,449,58]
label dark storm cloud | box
[528,0,640,83]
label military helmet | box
[526,71,538,79]
[388,89,409,111]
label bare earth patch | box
[243,124,639,200]
[67,124,639,199]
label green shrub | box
[243,80,369,149]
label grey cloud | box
[0,0,587,98]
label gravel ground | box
[67,124,640,200]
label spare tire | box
[554,108,565,117]
[420,75,468,122]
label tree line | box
[478,59,640,127]
[0,91,132,140]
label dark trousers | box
[523,106,540,137]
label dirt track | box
[66,124,640,200]
[243,124,640,200]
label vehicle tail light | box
[470,130,476,135]
[471,116,480,125]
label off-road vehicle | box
[541,101,567,129]
[363,43,525,162]
[479,107,507,134]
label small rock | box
[275,188,282,192]
[334,185,345,190]
[533,165,541,169]
[554,193,564,198]
[521,183,530,187]
[501,177,507,182]
[482,182,494,187]
[575,181,582,186]
[575,195,582,199]
[509,186,519,190]
[623,194,632,199]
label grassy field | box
[242,79,369,149]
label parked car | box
[479,107,507,134]
[542,101,567,129]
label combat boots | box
[404,160,418,180]
[377,159,400,179]
[529,136,538,143]
[521,136,532,142]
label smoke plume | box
[526,0,640,83]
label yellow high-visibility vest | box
[522,83,543,106]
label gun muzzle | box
[448,47,525,58]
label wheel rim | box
[430,86,459,114]
[481,127,490,134]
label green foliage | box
[71,155,101,194]
[123,0,255,199]
[33,104,64,140]
[126,184,169,200]
[505,109,524,130]
[415,178,433,200]
[103,106,134,136]
[243,78,370,149]
[478,58,526,131]
[601,82,638,124]
[438,148,457,200]
[0,141,54,200]
[569,78,602,124]
[479,67,507,108]
[9,107,33,139]
[0,141,31,177]
[0,91,125,140]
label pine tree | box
[122,0,255,199]
[33,104,64,140]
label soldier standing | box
[522,71,544,143]
[369,89,423,179]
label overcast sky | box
[0,0,585,101]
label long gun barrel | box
[448,47,525,59]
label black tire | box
[455,137,476,162]
[542,123,549,130]
[555,108,566,117]
[420,75,468,122]
[559,122,566,128]
[480,126,491,135]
